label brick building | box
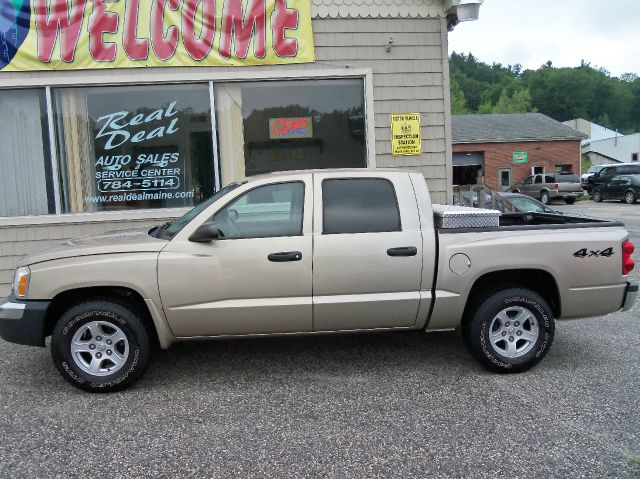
[452,113,586,192]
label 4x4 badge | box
[573,247,614,258]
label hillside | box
[450,52,640,134]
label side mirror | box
[188,222,220,242]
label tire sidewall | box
[625,191,635,204]
[593,189,602,202]
[469,290,554,373]
[540,192,550,204]
[52,302,149,392]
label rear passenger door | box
[312,173,424,331]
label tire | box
[565,198,576,205]
[540,191,550,205]
[462,287,555,373]
[592,188,603,202]
[51,299,150,393]
[624,190,636,204]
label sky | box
[448,0,640,78]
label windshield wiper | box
[152,221,173,238]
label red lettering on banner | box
[88,0,119,61]
[35,0,87,62]
[150,0,180,61]
[123,0,149,60]
[219,0,266,60]
[271,0,298,57]
[182,0,216,60]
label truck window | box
[534,176,543,184]
[322,178,401,234]
[213,182,304,239]
[556,174,580,183]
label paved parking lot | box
[1,200,639,478]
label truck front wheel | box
[51,299,150,392]
[462,287,555,373]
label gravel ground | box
[0,200,639,479]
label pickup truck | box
[511,173,584,205]
[1,169,637,392]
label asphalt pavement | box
[1,200,639,478]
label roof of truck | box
[244,168,416,181]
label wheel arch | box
[44,286,163,349]
[464,269,561,320]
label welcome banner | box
[0,0,314,71]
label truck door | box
[312,172,424,331]
[158,176,313,337]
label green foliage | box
[450,78,468,114]
[449,52,640,133]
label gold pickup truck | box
[1,170,637,392]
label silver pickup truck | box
[1,169,637,392]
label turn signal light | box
[17,275,29,296]
[622,240,635,275]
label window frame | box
[211,180,306,240]
[320,177,402,235]
[0,67,375,222]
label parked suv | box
[592,174,640,204]
[582,164,612,192]
[589,163,640,197]
[512,173,583,205]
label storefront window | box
[215,79,366,185]
[53,84,215,213]
[0,89,54,217]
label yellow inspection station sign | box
[390,113,422,156]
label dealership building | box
[0,0,482,296]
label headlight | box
[12,266,31,299]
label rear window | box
[618,165,640,175]
[322,178,401,234]
[555,174,580,183]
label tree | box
[450,78,468,114]
[449,52,640,132]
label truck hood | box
[19,227,169,266]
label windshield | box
[588,165,604,173]
[158,183,241,240]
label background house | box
[452,113,586,191]
[563,119,640,165]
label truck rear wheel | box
[462,287,555,373]
[540,191,550,205]
[51,299,150,393]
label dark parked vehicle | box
[497,192,561,214]
[582,164,612,191]
[588,163,640,195]
[592,175,640,204]
[512,173,583,205]
[453,191,561,214]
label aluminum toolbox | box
[432,204,501,229]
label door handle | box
[268,251,303,262]
[387,246,417,257]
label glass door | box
[498,168,512,192]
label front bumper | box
[0,296,50,347]
[622,282,639,312]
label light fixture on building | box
[445,0,484,30]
